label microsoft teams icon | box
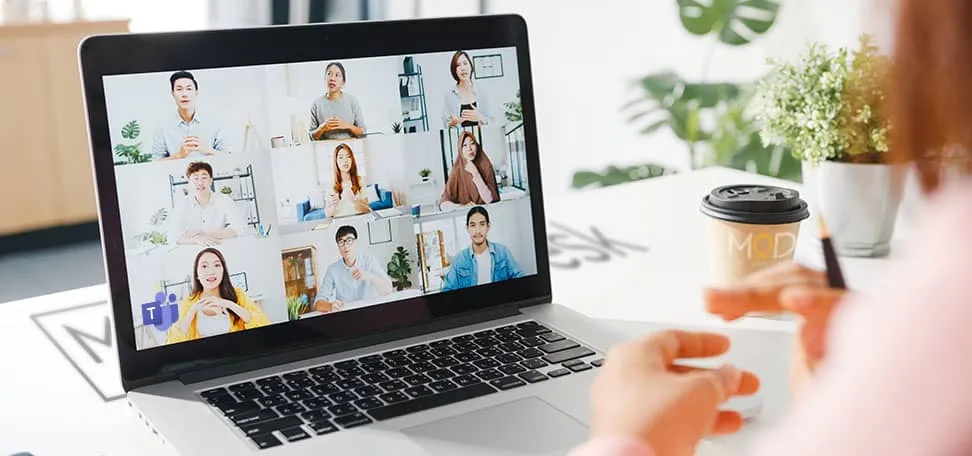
[141,292,179,331]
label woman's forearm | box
[472,173,495,203]
[225,301,251,323]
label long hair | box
[190,247,240,326]
[332,143,363,196]
[890,0,972,194]
[442,131,500,205]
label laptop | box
[78,14,628,456]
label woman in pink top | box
[570,0,972,454]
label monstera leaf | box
[677,0,780,46]
[571,164,676,189]
[625,71,743,143]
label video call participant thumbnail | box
[326,143,373,218]
[440,130,500,210]
[152,71,228,161]
[441,206,524,291]
[168,161,246,246]
[309,62,367,140]
[166,248,269,343]
[314,225,393,312]
[443,50,493,129]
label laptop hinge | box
[177,303,529,385]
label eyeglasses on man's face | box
[337,237,356,246]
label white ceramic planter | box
[802,161,907,257]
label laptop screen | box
[103,47,536,351]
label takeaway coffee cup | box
[700,184,810,287]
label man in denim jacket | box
[441,206,524,291]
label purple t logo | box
[141,292,179,331]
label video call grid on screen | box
[103,47,538,350]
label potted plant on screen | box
[753,34,906,257]
[418,168,432,183]
[387,246,413,291]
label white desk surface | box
[0,167,906,455]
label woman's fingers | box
[779,286,847,319]
[709,411,745,435]
[706,262,830,320]
[670,365,760,396]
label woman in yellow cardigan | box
[166,247,270,343]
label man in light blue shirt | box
[314,225,393,312]
[152,71,228,161]
[441,206,524,291]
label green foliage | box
[114,120,152,164]
[391,121,403,133]
[504,90,523,123]
[678,0,780,46]
[287,296,310,320]
[134,208,169,247]
[419,168,432,178]
[220,185,233,195]
[753,34,890,165]
[573,0,792,189]
[572,164,676,190]
[387,246,413,291]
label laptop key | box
[548,368,571,378]
[543,347,596,365]
[407,351,436,363]
[354,397,385,410]
[301,409,332,423]
[368,383,497,421]
[330,391,358,404]
[568,363,593,372]
[455,342,481,353]
[280,426,311,442]
[361,362,389,374]
[361,372,389,385]
[310,420,339,435]
[229,381,257,392]
[427,369,455,381]
[473,358,501,369]
[337,367,365,379]
[308,365,333,376]
[404,374,432,386]
[385,357,411,368]
[230,408,279,426]
[287,377,316,390]
[311,383,340,396]
[257,395,288,408]
[216,400,260,415]
[428,380,458,393]
[406,344,430,353]
[563,359,586,368]
[255,377,284,387]
[490,376,527,390]
[475,337,501,348]
[473,330,496,338]
[379,379,408,391]
[430,347,457,357]
[477,347,503,358]
[249,433,283,449]
[499,342,525,353]
[261,383,291,395]
[542,332,566,343]
[336,378,366,390]
[283,371,309,380]
[452,334,476,343]
[410,361,436,373]
[404,385,434,398]
[379,391,409,404]
[519,370,549,384]
[329,403,358,417]
[521,358,548,370]
[520,337,546,348]
[354,385,383,398]
[452,364,478,375]
[284,390,314,402]
[360,354,384,364]
[334,360,359,370]
[334,412,373,429]
[235,389,265,401]
[452,375,480,387]
[312,371,341,384]
[455,352,481,363]
[431,357,459,368]
[495,332,520,343]
[476,369,504,381]
[239,416,303,436]
[383,349,407,358]
[496,353,522,365]
[591,359,605,367]
[387,367,412,378]
[539,340,580,354]
[276,402,306,416]
[499,364,527,375]
[518,348,544,359]
[200,387,229,398]
[303,397,333,410]
[429,340,451,348]
[516,321,539,328]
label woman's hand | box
[590,330,759,456]
[705,262,849,381]
[448,114,462,128]
[464,160,478,176]
[461,107,484,124]
[196,297,227,317]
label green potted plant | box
[418,168,432,183]
[391,121,403,134]
[753,34,905,257]
[113,120,152,165]
[386,246,413,291]
[286,296,310,321]
[133,207,169,249]
[220,185,233,196]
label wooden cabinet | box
[0,20,129,236]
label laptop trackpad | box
[402,396,588,456]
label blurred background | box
[0,0,885,301]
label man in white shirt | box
[168,161,245,246]
[152,71,228,161]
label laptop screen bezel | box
[79,14,552,389]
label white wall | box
[277,58,404,136]
[404,130,447,205]
[104,66,271,161]
[278,216,420,291]
[409,47,520,131]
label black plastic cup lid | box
[700,184,810,225]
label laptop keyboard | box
[198,321,603,449]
